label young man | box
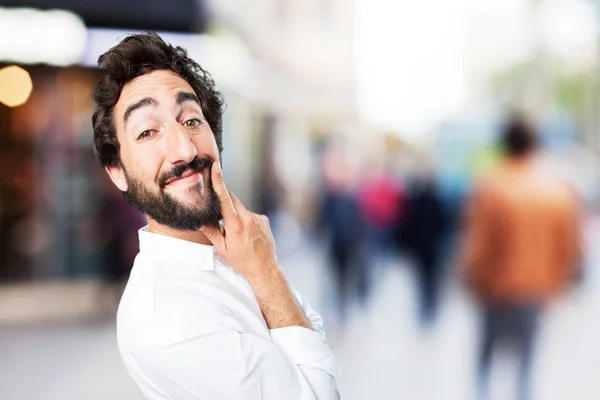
[463,114,580,400]
[92,32,340,400]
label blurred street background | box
[1,0,600,399]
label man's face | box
[107,70,220,230]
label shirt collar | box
[138,226,215,270]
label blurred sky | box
[355,0,599,138]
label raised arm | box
[199,161,340,399]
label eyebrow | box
[176,91,201,107]
[122,92,202,129]
[123,97,159,128]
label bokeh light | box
[0,7,87,66]
[0,65,33,107]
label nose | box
[165,122,197,165]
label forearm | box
[248,267,312,330]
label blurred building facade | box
[208,0,360,222]
[0,0,364,280]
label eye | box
[137,130,156,140]
[183,118,202,129]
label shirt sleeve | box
[269,289,341,399]
[127,309,340,400]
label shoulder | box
[117,253,159,328]
[468,176,498,203]
[119,265,251,342]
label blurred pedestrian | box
[358,165,406,269]
[318,144,365,323]
[319,187,364,323]
[400,175,447,327]
[96,176,145,308]
[463,114,580,400]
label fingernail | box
[213,161,221,174]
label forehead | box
[115,70,196,114]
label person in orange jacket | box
[463,113,581,400]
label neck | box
[147,219,215,245]
[508,152,535,164]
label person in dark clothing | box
[316,143,368,324]
[400,177,447,326]
[319,189,365,323]
[96,175,146,307]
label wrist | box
[246,263,284,293]
[246,266,311,329]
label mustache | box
[158,156,214,188]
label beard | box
[122,156,221,231]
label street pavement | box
[1,228,599,400]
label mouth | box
[164,169,204,187]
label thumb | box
[201,224,224,251]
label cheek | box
[123,146,164,184]
[192,134,220,159]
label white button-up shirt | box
[117,227,341,400]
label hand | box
[201,161,279,283]
[202,161,310,330]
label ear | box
[105,165,128,192]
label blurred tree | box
[492,61,599,147]
[491,61,532,109]
[554,71,594,117]
[493,62,595,112]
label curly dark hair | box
[92,32,224,167]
